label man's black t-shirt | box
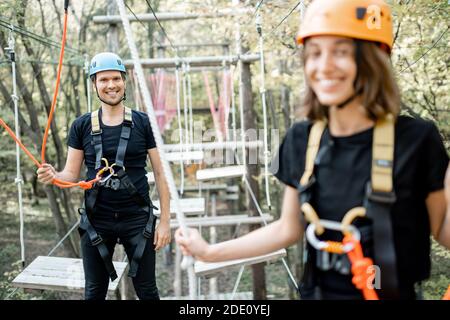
[271,115,448,296]
[68,109,156,215]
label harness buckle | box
[90,129,102,136]
[366,182,396,204]
[143,227,153,239]
[91,234,103,246]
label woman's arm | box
[175,185,303,262]
[426,164,450,249]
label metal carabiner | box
[110,163,125,176]
[99,167,115,184]
[306,219,361,253]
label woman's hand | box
[36,163,56,185]
[175,227,210,261]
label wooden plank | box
[166,151,204,162]
[169,214,273,229]
[152,198,205,215]
[194,249,287,277]
[196,165,245,181]
[12,256,127,293]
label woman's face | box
[304,36,357,107]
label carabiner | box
[305,219,361,253]
[99,167,115,184]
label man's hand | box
[36,164,57,185]
[154,218,171,251]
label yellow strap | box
[299,121,326,187]
[124,106,132,123]
[91,109,101,134]
[372,114,394,193]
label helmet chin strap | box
[336,88,363,109]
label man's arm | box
[148,148,171,250]
[37,147,84,184]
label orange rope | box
[0,9,97,191]
[343,234,379,300]
[443,285,450,300]
[324,241,346,254]
[41,10,68,164]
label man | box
[37,52,171,300]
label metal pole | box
[123,54,260,69]
[93,8,253,24]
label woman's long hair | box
[303,40,401,121]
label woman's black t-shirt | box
[271,115,448,296]
[68,109,156,215]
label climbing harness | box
[79,106,157,281]
[299,114,399,299]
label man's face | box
[93,70,126,106]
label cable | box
[124,2,166,50]
[0,16,80,55]
[144,0,179,58]
[398,26,449,74]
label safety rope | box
[5,28,25,268]
[115,0,197,299]
[186,64,194,146]
[174,66,185,195]
[0,1,102,191]
[182,63,190,146]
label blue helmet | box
[89,52,126,78]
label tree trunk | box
[242,60,267,300]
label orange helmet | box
[296,0,394,52]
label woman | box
[175,0,450,300]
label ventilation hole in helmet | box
[356,7,367,20]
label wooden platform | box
[194,249,287,277]
[152,197,205,215]
[12,256,127,293]
[169,214,273,229]
[196,165,245,181]
[166,151,204,162]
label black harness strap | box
[365,184,399,299]
[78,208,118,281]
[128,207,157,277]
